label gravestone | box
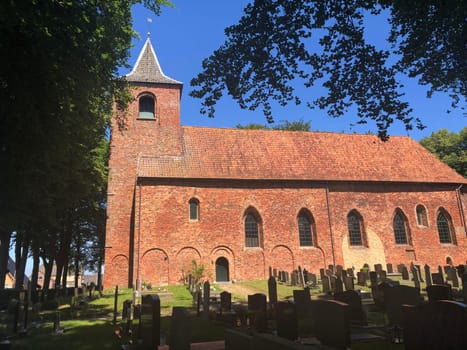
[302,269,309,284]
[169,307,191,350]
[311,300,350,349]
[344,275,354,291]
[112,285,118,325]
[335,265,344,278]
[285,271,290,284]
[273,268,277,278]
[140,294,160,349]
[456,264,465,277]
[415,265,424,282]
[357,271,367,286]
[275,302,298,341]
[379,270,387,281]
[384,285,420,326]
[268,276,278,307]
[293,289,310,317]
[297,266,305,287]
[426,284,452,303]
[401,266,410,280]
[369,271,378,287]
[328,265,335,275]
[374,264,383,273]
[447,266,459,287]
[269,266,273,277]
[291,270,298,286]
[220,291,232,313]
[438,265,445,283]
[335,276,344,294]
[435,300,467,349]
[247,293,267,332]
[386,263,393,274]
[334,290,367,325]
[308,273,317,287]
[346,268,355,278]
[462,274,467,303]
[122,299,133,335]
[411,266,421,290]
[319,268,325,281]
[396,264,405,273]
[432,273,444,285]
[424,264,432,286]
[322,275,331,294]
[203,281,210,320]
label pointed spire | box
[126,37,182,85]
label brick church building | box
[103,38,466,288]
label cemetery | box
[1,262,467,349]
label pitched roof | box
[125,37,182,86]
[138,127,466,184]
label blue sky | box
[125,1,465,141]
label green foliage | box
[191,0,466,139]
[188,260,206,285]
[420,127,467,177]
[237,118,311,131]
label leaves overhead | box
[190,0,466,139]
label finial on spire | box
[147,17,152,38]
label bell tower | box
[104,37,183,288]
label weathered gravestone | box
[396,264,405,274]
[335,276,344,294]
[384,285,420,326]
[297,266,305,287]
[203,281,210,320]
[462,274,467,303]
[432,272,444,285]
[268,276,278,308]
[247,293,267,332]
[308,273,317,287]
[335,265,344,279]
[346,268,355,278]
[112,286,118,325]
[310,300,350,349]
[319,268,325,281]
[169,307,191,350]
[291,270,298,286]
[401,266,410,280]
[374,264,383,273]
[322,275,331,294]
[344,275,354,291]
[438,265,445,283]
[356,272,367,286]
[369,271,378,287]
[386,263,393,274]
[293,289,310,317]
[140,294,160,349]
[334,290,367,325]
[273,268,277,278]
[122,299,133,335]
[426,284,452,303]
[446,266,459,287]
[435,300,467,349]
[275,301,298,341]
[424,264,432,286]
[411,266,421,290]
[220,291,232,313]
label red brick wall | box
[104,81,467,289]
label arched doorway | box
[215,257,229,282]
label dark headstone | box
[401,266,410,280]
[311,300,350,349]
[297,266,305,287]
[273,268,277,278]
[346,268,355,278]
[308,273,317,287]
[435,300,467,349]
[424,264,432,286]
[248,293,267,332]
[322,275,331,294]
[285,271,290,284]
[344,275,354,291]
[411,266,421,290]
[220,291,232,312]
[275,302,298,341]
[334,290,367,325]
[397,264,405,273]
[462,274,467,303]
[319,268,325,281]
[456,264,465,277]
[335,265,344,279]
[447,266,459,287]
[112,285,118,325]
[374,264,383,273]
[169,307,191,350]
[335,276,344,294]
[438,265,445,284]
[432,273,444,285]
[369,271,378,287]
[386,263,393,274]
[293,289,310,317]
[203,281,210,320]
[291,270,298,286]
[426,284,452,303]
[140,294,160,349]
[384,285,420,326]
[357,271,367,286]
[267,276,277,307]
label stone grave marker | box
[379,270,387,281]
[426,284,452,303]
[384,285,420,326]
[247,293,267,332]
[462,274,467,303]
[415,265,424,282]
[357,271,367,286]
[335,276,344,294]
[293,289,310,317]
[411,266,421,290]
[319,268,325,281]
[432,272,444,285]
[438,265,445,283]
[302,269,309,284]
[112,285,118,325]
[424,264,432,286]
[308,273,317,287]
[203,281,210,320]
[269,266,273,277]
[335,265,344,278]
[122,299,133,335]
[328,265,335,274]
[220,291,232,313]
[435,300,467,349]
[346,268,355,278]
[344,275,354,291]
[273,268,277,278]
[401,266,410,280]
[275,301,298,341]
[447,266,459,287]
[374,264,383,273]
[456,264,465,277]
[386,263,393,274]
[285,271,290,284]
[140,294,160,349]
[396,264,405,273]
[169,307,192,350]
[268,276,278,308]
[334,290,367,325]
[322,275,331,294]
[298,265,305,287]
[369,271,378,287]
[311,300,350,349]
[291,270,298,286]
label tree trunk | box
[0,230,12,290]
[14,231,29,290]
[30,247,40,290]
[62,262,69,288]
[42,256,54,290]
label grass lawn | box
[1,278,423,349]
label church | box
[103,38,466,289]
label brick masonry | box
[103,44,467,289]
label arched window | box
[416,205,428,226]
[297,209,315,247]
[138,94,155,119]
[189,198,199,221]
[244,208,262,248]
[347,210,365,246]
[437,209,454,244]
[393,209,411,244]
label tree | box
[0,0,170,289]
[237,118,311,131]
[190,0,466,140]
[420,127,467,178]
